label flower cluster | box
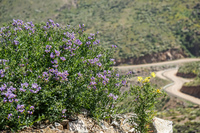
[42,68,69,82]
[16,104,25,113]
[1,84,17,103]
[30,83,41,93]
[108,93,118,100]
[19,82,29,92]
[61,109,67,118]
[27,106,35,115]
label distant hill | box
[0,0,199,62]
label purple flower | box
[30,106,34,110]
[122,80,127,86]
[97,54,102,58]
[0,84,6,91]
[43,72,48,77]
[96,62,102,67]
[86,41,91,45]
[110,59,115,62]
[9,86,16,91]
[60,57,66,61]
[102,80,106,85]
[115,83,120,87]
[74,39,82,45]
[55,50,60,57]
[96,40,100,44]
[90,33,95,36]
[63,71,69,76]
[28,111,33,114]
[54,60,58,64]
[78,72,82,77]
[15,99,19,102]
[32,83,38,89]
[14,40,19,45]
[45,49,50,53]
[108,93,118,100]
[7,113,12,119]
[17,104,25,110]
[62,109,67,114]
[3,98,7,103]
[88,36,92,40]
[43,26,47,30]
[46,45,52,49]
[49,19,54,23]
[116,74,119,77]
[111,45,117,48]
[56,23,59,27]
[8,94,17,99]
[52,65,58,68]
[93,41,98,45]
[126,71,132,75]
[19,88,26,92]
[90,81,97,85]
[113,95,118,100]
[108,93,114,98]
[50,52,55,58]
[93,86,97,90]
[21,82,29,88]
[91,77,95,80]
[9,99,14,103]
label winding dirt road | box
[115,58,200,105]
[156,69,200,105]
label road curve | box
[156,69,200,105]
[114,58,200,105]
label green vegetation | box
[0,20,162,132]
[178,61,200,86]
[0,0,200,60]
[178,61,200,75]
[155,96,200,133]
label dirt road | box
[114,58,200,70]
[115,58,200,105]
[156,69,200,105]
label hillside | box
[0,0,199,61]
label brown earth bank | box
[180,85,200,99]
[115,48,188,65]
[176,72,197,78]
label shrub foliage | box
[0,19,162,132]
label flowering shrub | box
[0,19,126,130]
[129,72,162,132]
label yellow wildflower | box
[156,89,161,93]
[151,72,156,78]
[137,76,143,82]
[143,77,150,83]
[192,70,196,74]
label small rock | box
[100,122,108,130]
[69,118,88,133]
[111,121,120,128]
[55,122,63,130]
[61,119,69,129]
[40,124,46,129]
[153,117,173,133]
[128,128,136,133]
[49,124,55,129]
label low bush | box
[0,19,162,132]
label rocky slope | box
[115,48,188,65]
[180,86,200,99]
